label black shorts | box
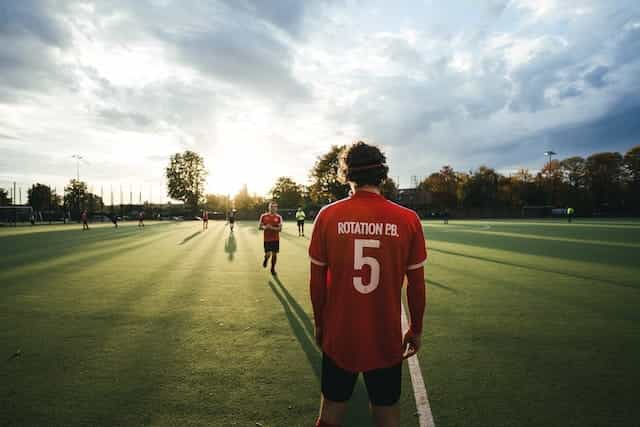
[263,240,280,253]
[297,220,305,226]
[321,353,402,406]
[229,218,235,224]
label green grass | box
[1,219,639,426]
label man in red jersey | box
[81,209,89,230]
[309,141,427,427]
[259,201,283,275]
[202,209,209,230]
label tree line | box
[166,144,639,217]
[416,146,640,215]
[2,144,638,219]
[0,180,105,220]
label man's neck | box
[353,185,381,195]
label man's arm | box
[309,262,328,346]
[403,266,426,358]
[273,215,283,231]
[258,214,266,230]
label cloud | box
[584,65,609,88]
[157,25,310,102]
[81,0,314,102]
[96,108,155,131]
[1,0,639,195]
[0,0,75,101]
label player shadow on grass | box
[0,223,162,269]
[179,230,203,245]
[426,224,637,268]
[430,246,638,290]
[224,233,236,261]
[268,276,372,425]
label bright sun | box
[205,143,274,197]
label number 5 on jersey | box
[354,239,381,294]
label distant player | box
[111,214,118,228]
[309,141,427,427]
[296,207,306,236]
[138,211,144,227]
[202,209,209,230]
[81,209,89,230]
[259,201,283,275]
[228,209,236,232]
[567,207,574,223]
[443,209,449,225]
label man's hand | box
[402,330,421,359]
[315,327,323,348]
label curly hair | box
[338,141,389,187]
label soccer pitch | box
[1,219,639,426]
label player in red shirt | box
[81,209,89,230]
[309,141,427,427]
[259,201,283,275]
[202,209,209,230]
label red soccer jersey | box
[259,213,282,242]
[309,190,427,372]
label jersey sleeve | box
[308,211,328,266]
[407,213,427,271]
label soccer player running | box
[296,207,306,236]
[259,201,283,276]
[309,141,427,427]
[138,211,144,227]
[81,209,89,230]
[228,209,236,233]
[202,209,209,230]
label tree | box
[205,193,231,213]
[0,188,10,206]
[560,157,586,189]
[538,159,564,205]
[585,152,624,210]
[380,177,399,200]
[64,179,88,218]
[623,145,640,185]
[270,177,302,209]
[309,145,349,204]
[510,169,543,207]
[623,145,640,212]
[28,183,53,212]
[461,166,500,208]
[166,151,207,211]
[62,180,102,218]
[232,184,267,219]
[419,166,458,209]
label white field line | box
[401,304,435,427]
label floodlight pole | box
[544,150,557,206]
[72,154,83,181]
[544,151,556,168]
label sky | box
[1,0,639,202]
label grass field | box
[1,219,639,426]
